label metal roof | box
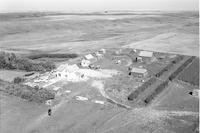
[131,67,147,74]
[139,51,153,57]
[85,54,94,60]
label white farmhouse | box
[81,59,91,67]
[66,64,79,73]
[84,54,94,60]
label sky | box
[0,0,198,12]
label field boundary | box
[142,56,195,106]
[127,55,184,102]
[127,55,196,107]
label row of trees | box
[143,56,195,105]
[0,79,55,103]
[155,55,184,77]
[128,77,156,101]
[144,80,169,105]
[28,53,78,60]
[0,52,56,72]
[4,83,55,103]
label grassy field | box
[0,11,198,56]
[152,81,199,112]
[177,58,199,86]
[0,70,29,82]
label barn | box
[130,67,148,78]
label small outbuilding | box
[138,51,154,62]
[84,54,94,60]
[95,52,103,59]
[66,64,79,73]
[99,48,106,54]
[130,67,148,78]
[133,49,137,53]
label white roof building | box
[81,59,91,67]
[66,64,79,73]
[131,67,147,74]
[133,49,137,53]
[99,48,106,54]
[56,64,67,72]
[95,52,103,58]
[139,51,153,58]
[84,54,94,60]
[131,67,148,77]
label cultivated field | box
[177,58,199,86]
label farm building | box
[81,59,91,67]
[95,52,103,59]
[99,48,106,54]
[84,54,94,60]
[130,67,148,78]
[138,51,154,62]
[55,65,67,78]
[55,71,66,78]
[139,51,153,58]
[66,64,79,73]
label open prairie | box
[0,11,198,56]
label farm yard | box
[0,11,199,133]
[1,47,197,108]
[1,47,199,133]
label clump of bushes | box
[13,77,25,84]
[1,80,55,103]
[24,72,34,77]
[128,77,156,101]
[28,53,78,60]
[0,52,56,72]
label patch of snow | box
[76,96,89,101]
[53,87,61,91]
[45,100,52,106]
[65,90,71,93]
[94,100,105,105]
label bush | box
[13,77,25,84]
[0,52,56,72]
[28,53,78,60]
[24,72,34,77]
[1,80,55,103]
